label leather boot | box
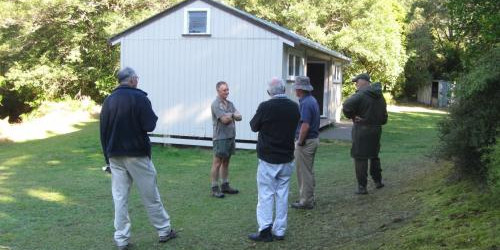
[221,182,239,194]
[375,181,385,189]
[355,185,368,195]
[248,227,273,242]
[211,186,225,198]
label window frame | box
[183,8,211,35]
[287,53,303,79]
[333,64,342,82]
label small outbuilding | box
[417,80,453,108]
[109,0,350,149]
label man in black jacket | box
[248,77,300,242]
[342,73,388,195]
[100,67,176,250]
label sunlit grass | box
[26,189,67,203]
[0,99,99,142]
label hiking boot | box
[375,181,385,189]
[291,201,314,210]
[273,234,285,240]
[211,186,225,198]
[355,186,368,195]
[117,243,132,250]
[159,229,177,243]
[248,227,273,242]
[221,182,239,194]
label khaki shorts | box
[213,138,235,158]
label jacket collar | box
[113,84,148,96]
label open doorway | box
[307,62,325,115]
[431,81,439,107]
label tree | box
[438,0,500,182]
[333,0,407,94]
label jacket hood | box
[360,82,383,99]
[113,84,148,96]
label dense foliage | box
[0,0,178,122]
[438,0,500,183]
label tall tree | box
[333,0,407,93]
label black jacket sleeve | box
[99,100,110,165]
[342,93,360,119]
[250,103,264,132]
[138,96,158,132]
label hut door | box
[307,62,325,115]
[431,81,439,107]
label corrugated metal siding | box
[120,0,283,142]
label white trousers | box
[110,156,171,247]
[256,159,294,237]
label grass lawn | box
[0,108,498,249]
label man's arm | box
[232,110,242,121]
[139,97,158,132]
[249,104,263,132]
[342,94,360,119]
[212,101,233,125]
[99,103,110,165]
[219,114,234,125]
[296,123,310,146]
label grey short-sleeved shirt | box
[211,97,237,140]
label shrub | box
[438,46,500,181]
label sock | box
[222,179,229,184]
[211,181,219,187]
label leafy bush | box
[485,137,500,190]
[438,46,500,181]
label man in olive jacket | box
[342,73,388,195]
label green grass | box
[0,109,498,249]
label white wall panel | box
[117,0,343,146]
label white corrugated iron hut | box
[417,80,452,108]
[109,0,351,149]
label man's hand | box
[233,111,242,121]
[296,140,305,147]
[220,114,233,124]
[354,116,364,123]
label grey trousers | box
[110,156,171,247]
[294,138,320,206]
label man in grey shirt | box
[210,81,242,198]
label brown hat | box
[351,73,371,82]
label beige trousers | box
[110,156,171,247]
[294,138,320,206]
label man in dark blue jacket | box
[100,67,176,250]
[248,77,300,242]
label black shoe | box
[248,227,273,242]
[117,243,132,250]
[291,201,314,210]
[375,182,385,189]
[273,234,285,240]
[221,182,239,194]
[211,186,225,198]
[355,186,368,195]
[159,229,177,243]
